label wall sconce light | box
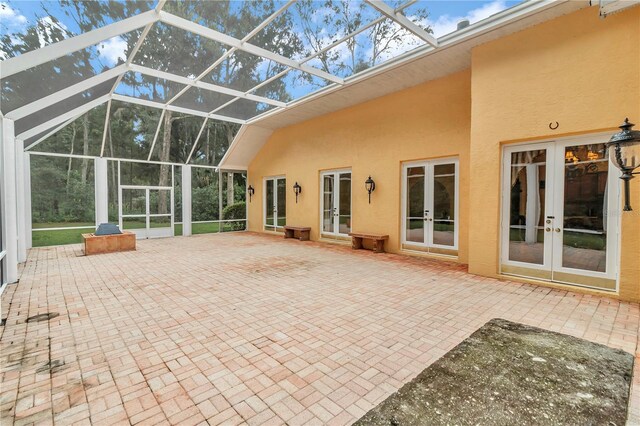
[247,185,255,202]
[606,118,640,211]
[293,182,302,203]
[365,176,376,204]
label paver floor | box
[1,232,639,425]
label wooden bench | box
[82,231,136,255]
[348,232,389,253]
[283,226,311,241]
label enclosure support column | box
[24,152,32,249]
[95,157,109,226]
[15,139,27,263]
[182,165,192,237]
[1,118,19,283]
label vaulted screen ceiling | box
[0,0,452,148]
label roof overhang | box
[220,0,592,170]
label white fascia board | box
[158,11,344,85]
[365,0,438,47]
[129,64,286,107]
[17,94,111,140]
[112,94,247,124]
[6,64,128,120]
[0,10,158,78]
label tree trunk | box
[66,124,77,190]
[158,109,173,215]
[80,113,90,184]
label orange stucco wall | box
[248,70,472,263]
[469,5,640,301]
[248,5,640,301]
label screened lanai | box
[0,0,456,286]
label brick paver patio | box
[1,232,639,425]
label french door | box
[264,176,286,231]
[402,158,459,255]
[119,185,174,239]
[501,136,619,290]
[320,170,352,237]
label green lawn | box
[33,220,246,247]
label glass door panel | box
[265,179,275,228]
[506,149,548,265]
[338,173,351,235]
[322,175,334,233]
[557,144,608,273]
[502,139,618,291]
[406,167,425,244]
[264,177,285,230]
[432,164,456,247]
[276,178,286,227]
[402,160,458,253]
[320,170,351,236]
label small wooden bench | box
[283,226,311,241]
[348,232,389,253]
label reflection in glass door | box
[402,159,459,255]
[501,137,619,290]
[264,176,285,231]
[320,170,351,236]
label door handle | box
[545,227,551,232]
[554,228,561,233]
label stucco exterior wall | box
[248,5,640,301]
[469,5,640,301]
[248,70,472,263]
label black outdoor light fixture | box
[365,175,376,204]
[247,185,255,202]
[293,181,302,203]
[606,118,640,211]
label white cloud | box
[0,2,28,28]
[99,36,128,66]
[418,0,510,38]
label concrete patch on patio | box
[355,318,634,426]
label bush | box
[222,202,246,230]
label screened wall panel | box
[149,113,206,163]
[215,98,275,121]
[203,51,287,93]
[30,155,95,247]
[29,104,108,157]
[191,168,219,234]
[221,171,247,232]
[115,72,187,103]
[106,101,163,160]
[188,121,240,166]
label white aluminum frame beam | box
[25,113,83,151]
[158,11,344,85]
[0,10,158,78]
[365,0,438,47]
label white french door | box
[501,135,620,290]
[402,158,459,255]
[320,170,352,237]
[264,176,286,231]
[119,185,174,239]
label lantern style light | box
[293,182,302,203]
[606,118,640,211]
[365,176,376,204]
[247,185,255,202]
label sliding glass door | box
[264,176,285,231]
[320,170,351,237]
[402,158,459,255]
[501,136,619,290]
